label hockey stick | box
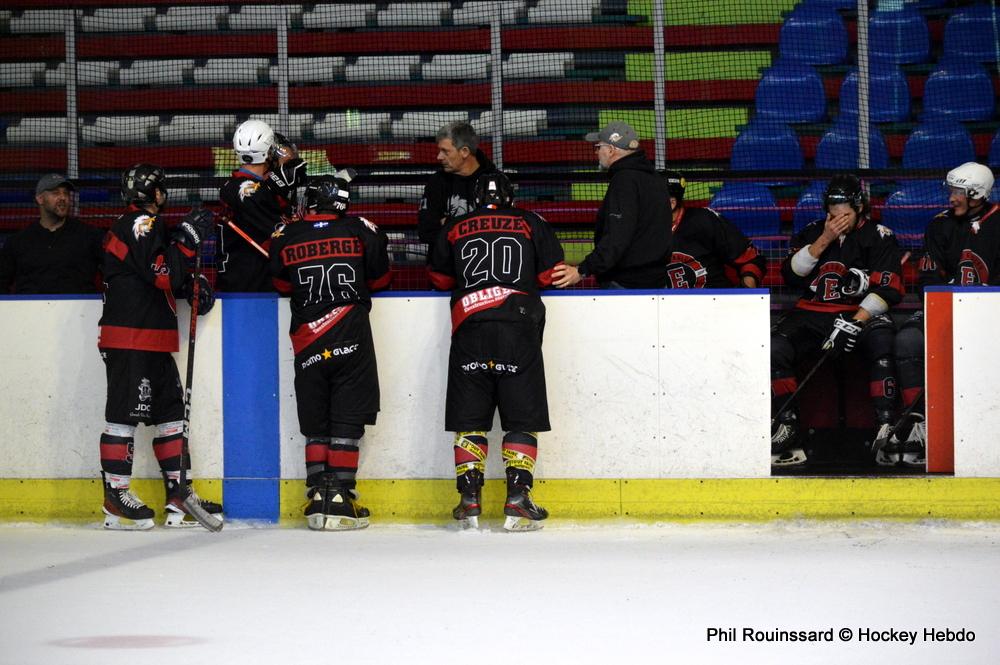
[888,387,926,441]
[226,219,270,258]
[771,349,833,428]
[176,244,224,532]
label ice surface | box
[1,521,998,664]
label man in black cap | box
[552,121,671,288]
[0,173,105,294]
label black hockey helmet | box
[121,163,166,203]
[664,170,686,203]
[473,171,514,208]
[304,169,356,214]
[823,174,869,215]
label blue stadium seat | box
[815,121,890,169]
[800,0,854,8]
[754,61,826,123]
[990,129,1000,167]
[922,62,995,121]
[792,180,828,234]
[731,121,804,171]
[881,180,948,239]
[778,6,848,65]
[709,182,782,236]
[838,65,911,122]
[943,5,1000,63]
[870,7,929,64]
[902,120,975,169]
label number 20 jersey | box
[270,213,391,354]
[428,204,565,332]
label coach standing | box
[552,121,671,288]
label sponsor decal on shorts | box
[300,344,360,369]
[460,359,519,375]
[130,377,153,417]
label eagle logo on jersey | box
[271,223,286,239]
[132,214,155,240]
[360,216,379,234]
[876,224,894,238]
[665,252,707,289]
[238,180,260,201]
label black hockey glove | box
[838,268,870,297]
[176,208,214,250]
[822,313,863,355]
[182,274,215,315]
[268,158,307,194]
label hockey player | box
[218,119,306,291]
[887,162,999,466]
[771,174,904,467]
[428,172,565,531]
[98,164,222,529]
[270,171,391,531]
[663,171,766,288]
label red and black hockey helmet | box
[121,163,166,203]
[473,171,514,208]
[824,174,869,215]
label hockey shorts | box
[101,348,184,426]
[445,319,550,433]
[293,307,379,437]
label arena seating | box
[902,119,976,169]
[921,62,995,122]
[709,182,782,236]
[754,61,826,123]
[837,66,911,123]
[881,180,948,238]
[942,4,1000,63]
[792,180,828,234]
[778,5,848,65]
[731,121,804,171]
[869,6,930,64]
[815,121,890,170]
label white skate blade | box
[164,506,224,529]
[874,450,899,467]
[455,515,479,530]
[771,448,807,467]
[503,515,543,532]
[307,513,326,531]
[323,514,369,531]
[103,509,154,531]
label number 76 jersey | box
[428,204,565,333]
[270,213,391,353]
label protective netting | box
[1,0,998,294]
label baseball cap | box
[35,173,76,196]
[585,121,640,150]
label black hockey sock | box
[100,423,136,477]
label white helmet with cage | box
[233,119,275,165]
[945,162,994,201]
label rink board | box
[1,289,999,522]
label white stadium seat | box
[193,58,270,85]
[312,112,389,141]
[119,60,193,86]
[474,110,547,137]
[504,52,573,78]
[527,0,598,24]
[247,113,314,141]
[43,61,120,87]
[10,10,71,34]
[5,117,69,144]
[377,2,450,27]
[81,116,158,145]
[80,8,155,32]
[422,54,489,80]
[158,114,237,142]
[452,1,525,25]
[228,4,302,30]
[302,4,374,29]
[392,111,470,139]
[270,57,346,84]
[354,185,425,202]
[154,7,228,32]
[345,56,420,82]
[0,62,46,87]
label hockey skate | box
[306,478,369,531]
[881,415,926,468]
[102,473,155,531]
[503,486,548,532]
[164,475,224,531]
[771,413,806,467]
[452,470,483,529]
[871,422,896,467]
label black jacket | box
[417,149,497,246]
[0,217,104,294]
[578,150,672,288]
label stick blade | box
[182,496,224,532]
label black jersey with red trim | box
[782,216,904,313]
[98,206,191,352]
[218,168,294,292]
[918,203,1000,291]
[666,206,766,288]
[270,213,391,354]
[428,204,565,333]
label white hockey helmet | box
[945,162,994,200]
[233,119,275,165]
